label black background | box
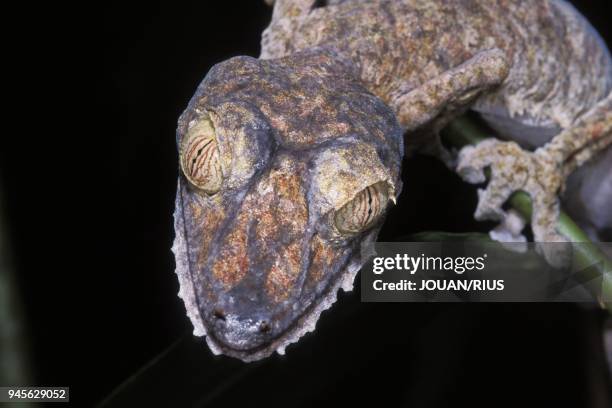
[2,0,612,406]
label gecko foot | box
[457,139,570,265]
[490,209,528,250]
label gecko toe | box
[457,139,568,264]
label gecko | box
[172,0,612,361]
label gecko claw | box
[457,139,570,265]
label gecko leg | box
[391,49,510,131]
[457,93,612,258]
[390,49,509,164]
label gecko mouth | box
[173,155,388,362]
[173,140,393,362]
[205,311,277,354]
[201,253,359,362]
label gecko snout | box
[209,304,278,352]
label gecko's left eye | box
[334,181,390,235]
[180,116,223,195]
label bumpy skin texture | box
[173,50,403,361]
[263,0,611,243]
[263,0,610,125]
[174,0,612,361]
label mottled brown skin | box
[174,0,612,361]
[173,49,403,361]
[262,0,611,247]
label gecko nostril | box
[213,308,226,322]
[311,0,326,9]
[259,321,271,333]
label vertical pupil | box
[334,182,390,234]
[188,139,213,176]
[192,146,204,165]
[180,116,223,195]
[363,186,375,226]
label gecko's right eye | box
[180,116,223,195]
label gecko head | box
[173,55,403,361]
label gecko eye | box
[180,116,223,195]
[334,181,390,235]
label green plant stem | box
[441,116,612,312]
